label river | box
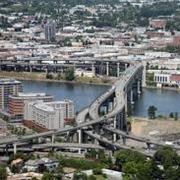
[22,81,180,117]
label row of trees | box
[46,68,75,81]
[148,106,179,120]
[7,124,26,136]
[4,1,180,30]
[115,147,180,180]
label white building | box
[154,73,180,88]
[24,100,75,130]
[75,68,95,77]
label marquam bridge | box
[0,60,179,157]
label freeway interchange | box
[0,63,179,156]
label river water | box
[22,81,180,117]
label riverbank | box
[145,85,180,92]
[0,71,112,86]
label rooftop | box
[0,78,21,85]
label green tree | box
[115,150,146,171]
[169,112,174,118]
[153,147,179,170]
[42,172,54,180]
[73,171,88,180]
[88,175,96,180]
[0,164,7,180]
[147,105,157,119]
[93,168,102,175]
[174,112,178,121]
[65,67,75,81]
[165,166,180,180]
[122,161,154,180]
[22,128,26,135]
[54,173,63,180]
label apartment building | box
[24,100,75,132]
[0,79,22,110]
[9,92,53,119]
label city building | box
[23,158,58,172]
[0,79,22,110]
[24,100,75,132]
[44,21,56,42]
[75,68,95,77]
[154,73,180,88]
[9,92,53,119]
[149,19,167,29]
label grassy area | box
[95,175,106,180]
[0,71,111,85]
[56,155,107,170]
[0,71,47,80]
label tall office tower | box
[0,79,22,110]
[44,21,56,42]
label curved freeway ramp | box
[88,64,143,121]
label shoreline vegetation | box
[0,71,180,91]
[145,85,180,92]
[0,71,112,86]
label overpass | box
[0,143,104,154]
[32,143,104,150]
[84,131,154,157]
[0,63,170,157]
[0,57,132,77]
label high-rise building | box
[9,92,53,119]
[24,100,75,132]
[0,79,22,110]
[44,21,56,42]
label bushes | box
[0,164,7,180]
[93,168,102,175]
[65,68,75,81]
[58,156,106,170]
[88,175,96,180]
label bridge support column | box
[38,137,42,143]
[73,63,76,71]
[113,117,117,142]
[78,129,82,154]
[122,136,126,145]
[142,61,146,87]
[106,62,109,76]
[29,65,32,72]
[92,63,95,75]
[116,107,126,131]
[117,62,120,77]
[125,63,128,70]
[51,134,55,144]
[137,80,141,96]
[13,143,17,155]
[131,90,134,104]
[94,139,99,145]
[108,101,113,112]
